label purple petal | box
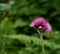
[30,17,46,27]
[45,22,52,33]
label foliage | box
[0,0,60,54]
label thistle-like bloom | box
[30,17,52,33]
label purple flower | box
[30,17,52,33]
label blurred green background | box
[0,0,60,54]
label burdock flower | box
[30,17,52,33]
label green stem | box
[37,30,45,54]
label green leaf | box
[14,19,28,27]
[0,3,11,11]
[7,34,60,49]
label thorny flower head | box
[30,17,52,33]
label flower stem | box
[37,30,45,54]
